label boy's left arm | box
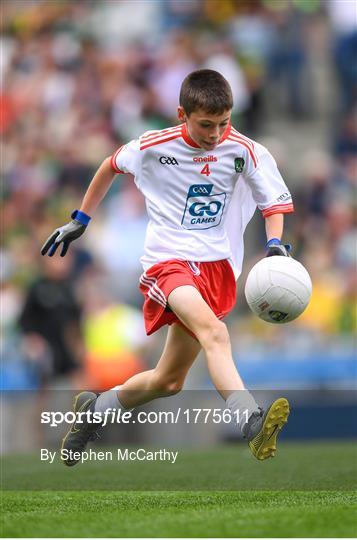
[242,141,294,258]
[265,212,283,243]
[265,213,291,257]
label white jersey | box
[111,123,294,278]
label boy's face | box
[177,107,231,151]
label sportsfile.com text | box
[41,407,249,427]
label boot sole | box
[249,398,290,461]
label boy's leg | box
[167,285,244,399]
[168,285,290,460]
[118,322,201,409]
[62,322,201,466]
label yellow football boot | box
[244,398,290,461]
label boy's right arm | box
[41,157,115,257]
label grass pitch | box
[2,490,356,538]
[1,441,357,538]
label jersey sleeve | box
[111,138,141,176]
[243,142,294,218]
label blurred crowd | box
[1,0,356,391]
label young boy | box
[42,69,293,465]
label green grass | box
[2,441,357,491]
[2,490,356,538]
[1,442,357,537]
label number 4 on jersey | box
[200,164,211,176]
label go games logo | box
[181,184,226,230]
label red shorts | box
[139,259,236,337]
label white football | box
[244,256,312,324]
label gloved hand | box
[265,238,292,257]
[41,210,91,257]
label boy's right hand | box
[41,210,91,257]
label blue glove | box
[266,238,292,257]
[41,210,91,257]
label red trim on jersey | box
[220,122,232,143]
[140,133,182,150]
[181,123,200,148]
[231,128,255,152]
[261,203,294,218]
[230,128,258,165]
[140,125,182,143]
[181,123,232,149]
[227,135,258,168]
[111,145,125,173]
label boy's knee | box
[150,372,183,396]
[199,320,230,349]
[163,380,183,395]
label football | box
[244,256,312,324]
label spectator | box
[18,252,84,381]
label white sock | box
[94,385,129,414]
[226,390,259,435]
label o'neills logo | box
[193,156,218,163]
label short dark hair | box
[179,69,233,116]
